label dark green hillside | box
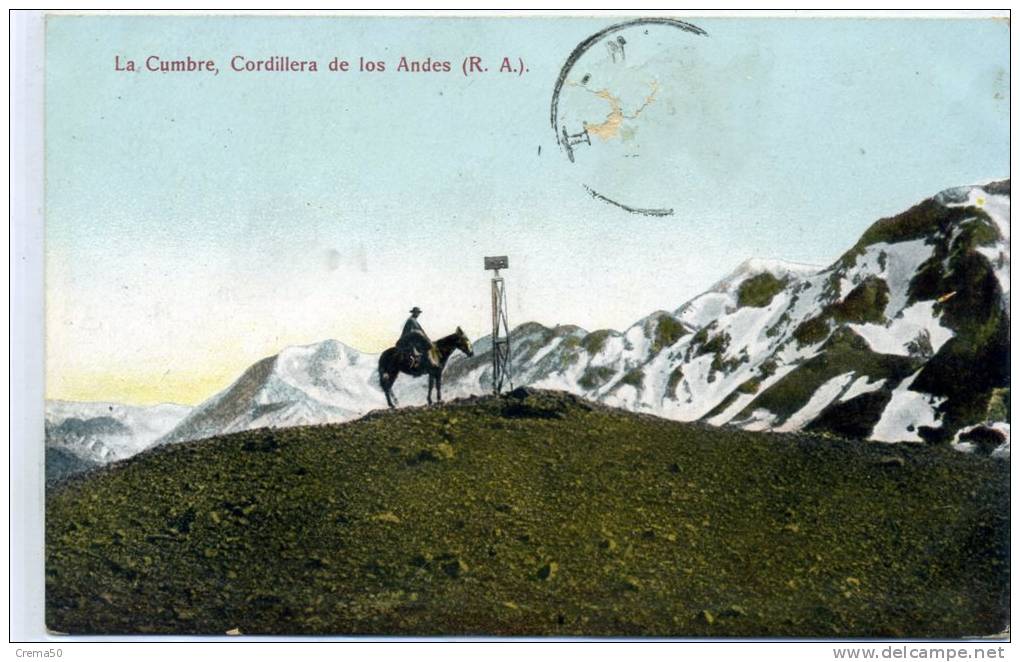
[47,389,1008,637]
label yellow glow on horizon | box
[47,369,242,406]
[45,326,398,406]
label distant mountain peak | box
[44,400,194,476]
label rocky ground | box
[46,389,1009,637]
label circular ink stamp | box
[550,18,708,216]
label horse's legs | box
[427,374,434,405]
[436,373,442,403]
[380,371,396,409]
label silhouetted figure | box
[396,306,431,370]
[379,326,474,408]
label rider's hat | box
[410,306,423,314]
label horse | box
[378,327,474,408]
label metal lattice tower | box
[485,256,512,394]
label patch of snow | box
[840,375,886,402]
[738,408,779,432]
[869,370,944,442]
[775,372,856,432]
[982,195,1011,243]
[603,383,641,410]
[589,334,628,368]
[676,258,819,327]
[274,340,383,411]
[706,394,755,426]
[849,301,953,357]
[951,422,1010,459]
[623,321,652,358]
[676,293,733,329]
[532,370,586,395]
[706,258,821,294]
[529,336,563,366]
[721,301,785,359]
[847,240,933,319]
[839,277,855,300]
[976,244,1010,308]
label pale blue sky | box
[44,15,1009,403]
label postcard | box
[39,12,1009,638]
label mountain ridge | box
[49,179,1010,470]
[45,400,192,465]
[155,179,1015,449]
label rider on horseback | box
[397,306,430,370]
[379,319,474,409]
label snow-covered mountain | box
[159,339,404,444]
[446,180,1010,446]
[150,180,1009,453]
[45,400,193,474]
